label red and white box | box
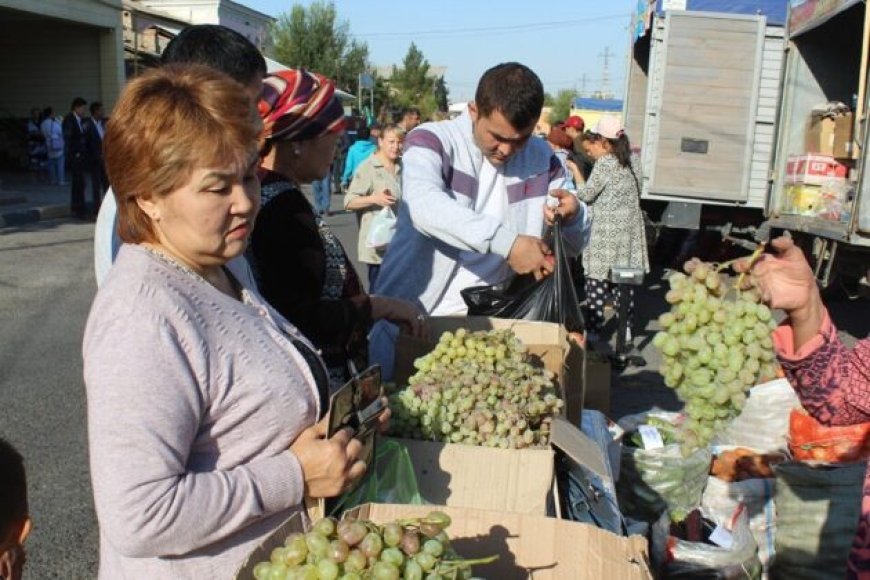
[786,154,849,186]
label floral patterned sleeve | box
[773,310,870,426]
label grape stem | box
[438,555,500,570]
[735,242,766,292]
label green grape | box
[344,549,367,572]
[423,540,445,557]
[360,532,384,558]
[267,562,288,580]
[253,562,272,580]
[383,523,403,548]
[371,561,401,580]
[316,559,340,580]
[381,547,405,567]
[404,560,424,580]
[414,553,437,572]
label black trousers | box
[584,277,636,340]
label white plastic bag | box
[702,475,776,577]
[366,207,397,249]
[652,506,762,579]
[715,379,801,453]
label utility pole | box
[598,46,613,99]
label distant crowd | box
[26,98,108,219]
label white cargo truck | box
[624,0,788,233]
[766,0,870,287]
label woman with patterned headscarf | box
[250,69,427,387]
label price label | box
[708,525,734,549]
[638,425,665,450]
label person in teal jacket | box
[341,125,377,187]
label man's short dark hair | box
[402,107,421,118]
[71,97,87,110]
[90,101,103,116]
[161,25,267,86]
[357,125,371,140]
[474,62,543,130]
[0,438,28,532]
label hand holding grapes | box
[734,236,818,313]
[290,419,367,498]
[734,235,824,351]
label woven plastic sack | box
[789,408,870,463]
[330,439,423,514]
[771,461,864,580]
[366,207,397,249]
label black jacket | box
[62,113,89,167]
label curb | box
[0,204,70,229]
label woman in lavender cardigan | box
[82,65,368,578]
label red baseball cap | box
[563,115,585,131]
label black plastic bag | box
[461,217,585,332]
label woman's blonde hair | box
[105,64,262,243]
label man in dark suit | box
[62,97,92,218]
[85,102,108,205]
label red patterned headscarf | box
[258,69,346,142]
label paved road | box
[0,198,866,577]
[0,219,99,578]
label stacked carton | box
[235,317,652,579]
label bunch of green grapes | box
[652,260,779,454]
[252,512,495,580]
[388,328,563,449]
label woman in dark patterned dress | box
[249,69,427,387]
[738,235,870,579]
[578,115,649,344]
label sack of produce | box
[771,461,864,580]
[715,379,800,453]
[788,408,870,462]
[331,439,424,514]
[701,473,777,576]
[652,259,780,454]
[617,415,711,522]
[461,217,585,333]
[652,506,762,579]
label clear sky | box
[238,0,639,103]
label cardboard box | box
[805,112,854,159]
[394,316,590,423]
[236,503,652,579]
[385,417,615,518]
[785,154,849,186]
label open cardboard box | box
[236,503,651,579]
[385,416,615,519]
[394,316,591,423]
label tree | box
[549,89,577,124]
[389,43,450,119]
[271,1,369,96]
[433,76,449,113]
